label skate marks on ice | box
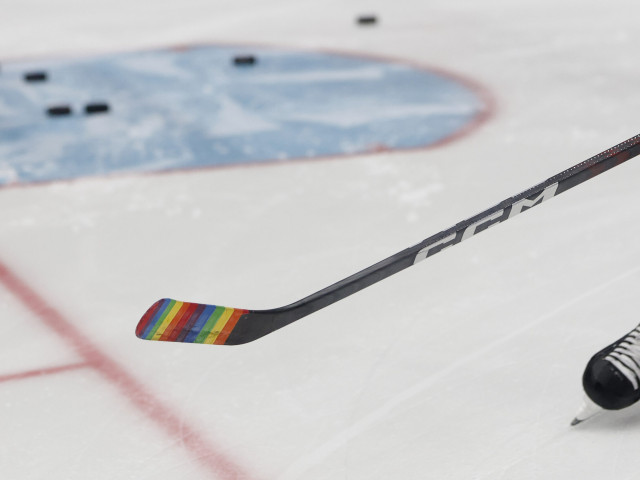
[277,264,640,480]
[0,259,256,480]
[0,45,489,186]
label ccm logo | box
[413,182,559,264]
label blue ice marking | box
[0,46,487,185]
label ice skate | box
[572,324,640,425]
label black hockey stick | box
[136,133,640,345]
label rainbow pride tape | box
[136,299,247,345]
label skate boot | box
[572,323,640,425]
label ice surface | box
[2,0,640,479]
[0,46,483,184]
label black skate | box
[572,324,640,425]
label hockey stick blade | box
[136,133,640,345]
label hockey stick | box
[136,133,640,345]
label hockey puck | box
[85,102,110,114]
[25,71,48,82]
[46,105,72,116]
[356,15,378,25]
[233,55,257,66]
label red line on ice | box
[0,259,256,480]
[0,362,89,383]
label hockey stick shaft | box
[136,133,640,345]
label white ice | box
[2,0,640,479]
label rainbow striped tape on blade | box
[136,299,247,345]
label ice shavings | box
[275,103,478,128]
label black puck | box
[233,55,257,66]
[357,15,378,25]
[85,102,110,114]
[25,71,48,82]
[47,105,72,116]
